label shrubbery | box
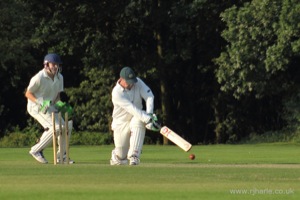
[0,130,114,148]
[71,131,113,146]
[0,124,159,147]
[240,130,300,144]
[0,132,37,147]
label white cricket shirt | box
[111,77,154,129]
[27,69,64,107]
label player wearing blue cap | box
[25,53,74,164]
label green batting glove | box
[54,101,65,112]
[39,100,51,114]
[149,113,160,125]
[54,101,74,119]
[145,113,161,132]
[65,103,74,118]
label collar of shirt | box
[117,81,130,92]
[43,69,59,81]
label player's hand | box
[148,113,159,122]
[54,100,74,119]
[37,98,52,114]
[146,113,161,132]
[54,100,64,112]
[146,122,161,132]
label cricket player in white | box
[25,53,74,164]
[110,67,160,165]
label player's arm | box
[25,88,47,106]
[25,89,37,103]
[25,89,51,113]
[25,75,40,103]
[112,90,151,124]
[136,79,160,131]
[115,95,159,131]
[138,78,154,114]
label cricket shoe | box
[57,156,75,164]
[110,159,128,165]
[29,151,48,164]
[56,158,75,164]
[110,150,128,165]
[129,156,140,165]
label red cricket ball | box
[189,154,195,160]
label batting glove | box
[54,101,74,119]
[145,113,161,132]
[36,98,52,114]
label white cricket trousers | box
[112,117,146,160]
[27,103,68,156]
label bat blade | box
[160,126,192,152]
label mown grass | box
[0,144,299,200]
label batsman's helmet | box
[44,53,62,64]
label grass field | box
[0,143,299,200]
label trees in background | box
[1,0,300,144]
[215,0,300,141]
[0,1,37,133]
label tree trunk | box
[154,0,170,145]
[212,98,222,144]
[160,79,169,145]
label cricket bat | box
[160,126,192,152]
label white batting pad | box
[30,127,54,153]
[128,126,145,158]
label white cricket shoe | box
[129,156,140,165]
[57,158,75,164]
[110,150,128,165]
[110,159,128,165]
[29,151,48,164]
[57,154,75,164]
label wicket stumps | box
[52,112,69,165]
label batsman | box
[25,53,74,164]
[110,67,160,165]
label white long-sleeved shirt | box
[111,77,154,130]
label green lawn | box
[0,144,299,200]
